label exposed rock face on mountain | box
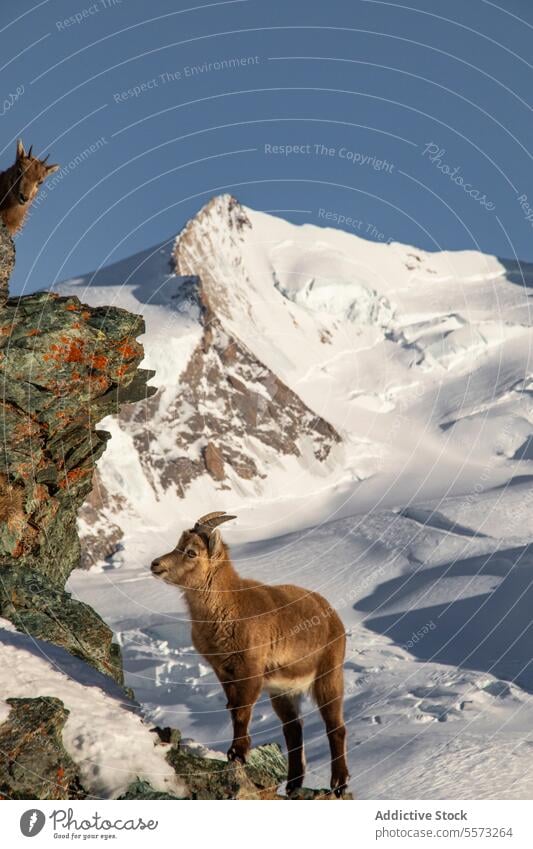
[118,272,340,498]
[171,199,339,478]
[120,193,340,495]
[173,194,252,325]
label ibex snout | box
[151,557,164,574]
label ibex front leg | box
[270,693,305,792]
[222,671,262,764]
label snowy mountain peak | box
[173,194,247,270]
[172,194,254,326]
[175,192,252,243]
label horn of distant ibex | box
[42,153,49,164]
[27,145,33,158]
[193,511,236,534]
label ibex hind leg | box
[313,665,349,796]
[270,692,305,793]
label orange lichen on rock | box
[91,354,108,370]
[0,280,152,587]
[14,461,33,478]
[65,340,85,363]
[58,467,92,489]
[14,418,40,440]
[11,540,24,558]
[116,339,138,360]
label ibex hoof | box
[333,783,348,798]
[227,746,246,764]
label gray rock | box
[0,697,87,800]
[0,290,155,584]
[0,240,154,692]
[118,778,183,800]
[0,564,123,684]
[0,222,14,308]
[167,743,287,800]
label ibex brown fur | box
[151,511,349,795]
[0,139,59,234]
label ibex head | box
[11,139,59,207]
[151,511,236,588]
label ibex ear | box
[208,529,223,560]
[45,163,60,175]
[16,139,26,159]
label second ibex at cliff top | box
[0,139,59,234]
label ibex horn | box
[42,153,50,164]
[27,145,33,158]
[193,511,236,534]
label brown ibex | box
[0,139,59,234]
[151,511,349,795]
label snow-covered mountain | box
[58,194,533,551]
[61,195,533,797]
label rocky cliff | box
[0,222,155,683]
[0,221,160,795]
[0,697,87,800]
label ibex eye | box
[186,549,196,558]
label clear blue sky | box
[1,0,532,294]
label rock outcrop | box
[0,223,14,308]
[118,778,183,800]
[0,222,155,677]
[166,742,288,800]
[0,697,87,800]
[0,285,155,583]
[117,744,290,801]
[0,565,123,683]
[162,739,352,800]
